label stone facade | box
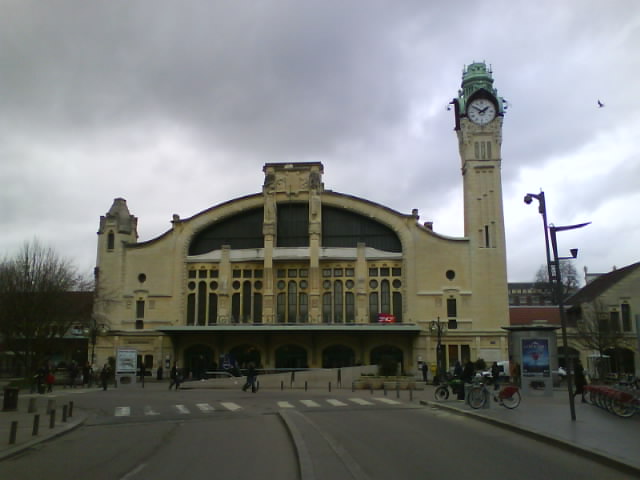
[93,63,510,378]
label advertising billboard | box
[521,339,550,377]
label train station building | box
[92,62,510,378]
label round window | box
[138,273,147,283]
[323,280,331,289]
[277,280,286,290]
[232,281,241,290]
[346,279,354,289]
[446,270,456,280]
[300,280,308,289]
[369,280,378,289]
[255,280,263,290]
[188,281,196,290]
[392,279,402,288]
[209,281,218,290]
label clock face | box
[467,99,496,125]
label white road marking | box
[349,398,374,406]
[221,402,242,411]
[175,404,190,414]
[372,397,401,405]
[326,399,348,407]
[277,401,295,409]
[115,406,130,417]
[300,400,321,408]
[196,403,215,413]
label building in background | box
[92,63,510,378]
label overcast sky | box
[1,0,638,283]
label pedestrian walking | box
[82,362,92,388]
[421,362,428,383]
[458,361,475,400]
[169,363,181,390]
[509,357,521,386]
[491,361,500,391]
[45,369,55,393]
[573,359,587,403]
[242,363,258,393]
[100,364,110,391]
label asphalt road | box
[0,385,628,480]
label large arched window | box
[322,206,401,252]
[189,208,264,255]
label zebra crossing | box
[112,397,402,418]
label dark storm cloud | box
[0,0,638,280]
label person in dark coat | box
[458,361,475,400]
[242,363,258,393]
[100,364,110,391]
[491,362,501,391]
[421,362,428,383]
[169,362,181,390]
[573,359,587,403]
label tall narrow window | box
[299,293,308,323]
[392,292,402,322]
[610,311,620,332]
[231,293,240,323]
[198,282,207,325]
[333,280,343,323]
[447,298,457,318]
[107,231,115,250]
[253,293,262,323]
[621,303,631,331]
[484,225,490,247]
[288,281,298,323]
[369,292,379,322]
[277,293,286,323]
[323,293,332,323]
[242,281,252,323]
[381,280,390,314]
[346,292,355,323]
[136,300,145,319]
[187,294,195,325]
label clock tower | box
[453,62,509,330]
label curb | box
[421,400,640,477]
[0,412,88,461]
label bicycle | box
[468,381,521,409]
[433,376,464,401]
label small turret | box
[99,198,138,236]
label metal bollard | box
[409,385,413,401]
[305,381,308,391]
[9,421,18,445]
[32,414,40,436]
[370,384,373,395]
[384,384,387,396]
[281,380,284,391]
[28,397,38,413]
[396,382,400,399]
[47,399,56,414]
[352,380,355,392]
[49,409,56,429]
[68,401,74,418]
[62,404,68,422]
[329,381,332,392]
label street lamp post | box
[524,192,554,302]
[431,317,447,384]
[550,222,590,421]
[525,190,590,421]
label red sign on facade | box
[377,313,396,323]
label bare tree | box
[573,299,626,379]
[534,261,579,302]
[0,240,92,378]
